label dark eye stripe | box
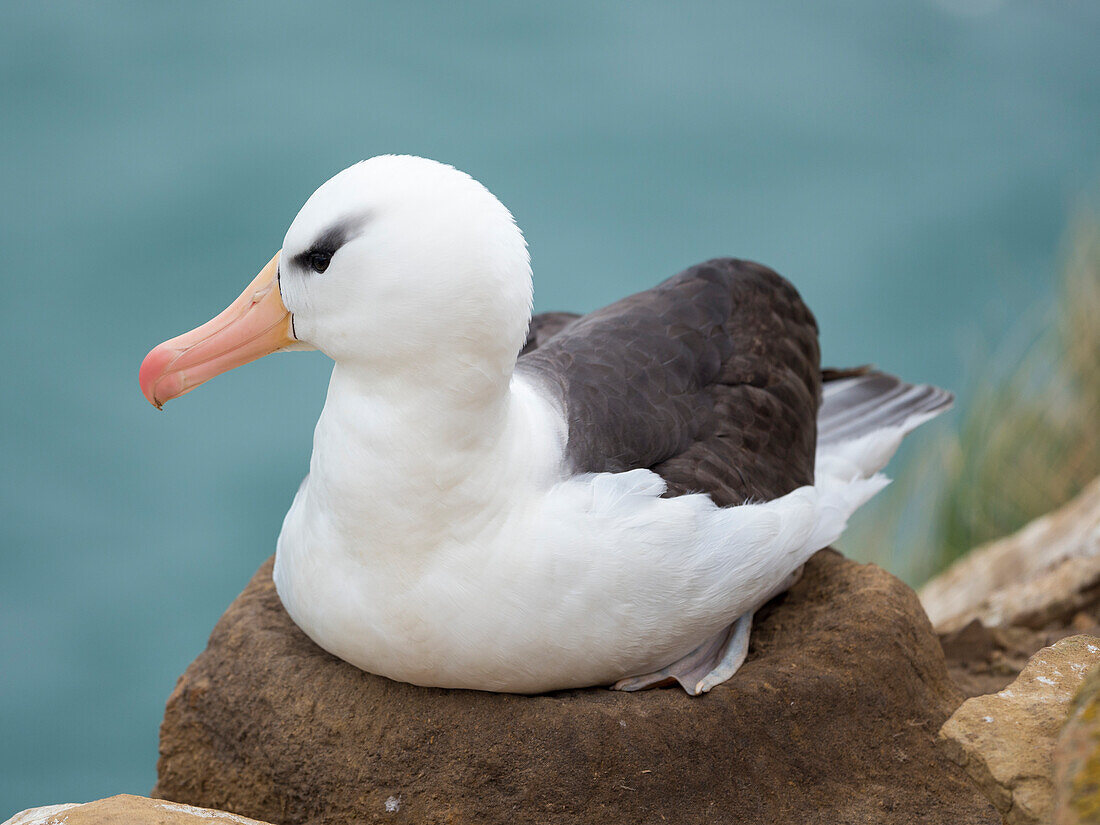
[291,216,366,274]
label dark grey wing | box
[517,258,822,506]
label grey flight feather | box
[817,371,954,445]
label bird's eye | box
[307,250,332,274]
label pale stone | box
[939,634,1100,824]
[919,475,1100,633]
[2,805,79,825]
[2,795,273,825]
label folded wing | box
[518,258,822,505]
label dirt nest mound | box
[153,550,996,824]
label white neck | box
[289,357,564,562]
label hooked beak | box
[139,252,294,408]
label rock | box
[938,634,1100,824]
[2,795,274,825]
[925,479,1100,705]
[153,550,998,824]
[1053,664,1100,824]
[920,475,1100,633]
[3,805,79,825]
[940,618,1100,700]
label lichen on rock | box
[1054,662,1100,824]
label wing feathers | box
[519,259,822,506]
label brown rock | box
[939,634,1100,825]
[153,550,995,824]
[3,794,274,825]
[920,475,1100,633]
[1053,664,1100,824]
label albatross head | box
[139,155,532,407]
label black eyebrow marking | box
[291,216,368,271]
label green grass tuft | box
[844,208,1100,584]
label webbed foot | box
[611,565,804,695]
[612,612,753,695]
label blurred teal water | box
[1,0,1098,813]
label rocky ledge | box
[152,550,996,825]
[2,794,275,825]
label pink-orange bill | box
[139,252,293,408]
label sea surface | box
[1,1,1098,813]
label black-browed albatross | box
[139,155,951,695]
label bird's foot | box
[612,612,753,696]
[612,564,804,696]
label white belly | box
[271,465,857,693]
[273,479,704,692]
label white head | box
[139,156,533,406]
[281,156,532,370]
